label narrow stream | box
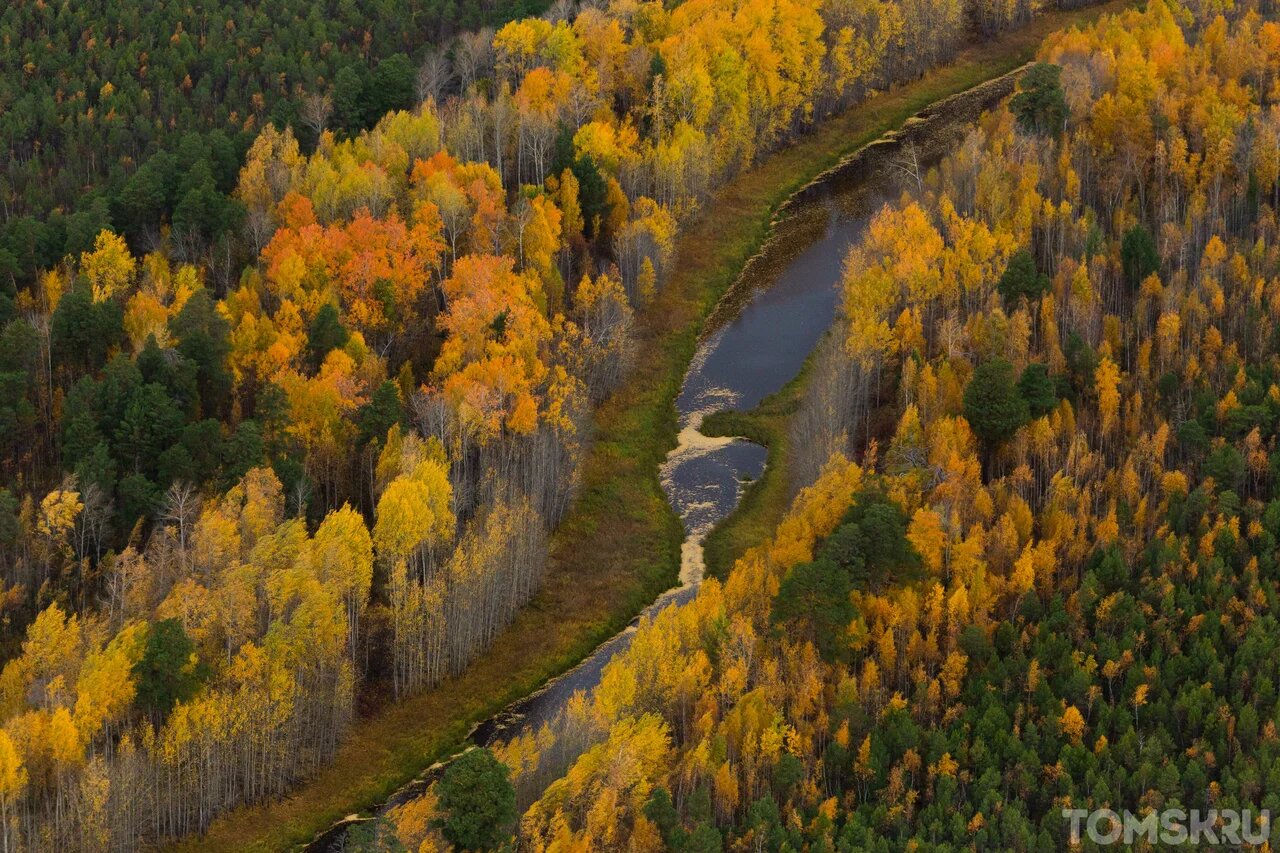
[307,66,1025,852]
[460,226,854,760]
[309,190,864,851]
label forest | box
[357,0,1280,849]
[0,0,1080,847]
[0,0,552,289]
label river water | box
[308,66,1025,851]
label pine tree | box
[434,749,516,850]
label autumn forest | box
[1,0,1279,848]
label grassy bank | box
[175,4,1129,850]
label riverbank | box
[174,4,1131,849]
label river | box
[307,65,1025,851]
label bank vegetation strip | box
[176,4,1129,849]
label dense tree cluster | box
[378,1,1280,849]
[0,0,553,287]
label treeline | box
[0,0,1105,847]
[373,0,1280,849]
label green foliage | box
[51,283,125,376]
[685,823,724,852]
[119,474,163,529]
[997,249,1050,306]
[56,321,247,536]
[370,54,417,119]
[963,358,1030,448]
[571,156,610,240]
[1010,63,1067,135]
[745,797,789,851]
[1204,444,1244,492]
[772,489,920,662]
[1017,363,1059,418]
[133,619,207,720]
[334,65,376,136]
[0,489,19,548]
[1178,419,1209,453]
[358,382,406,449]
[169,289,232,418]
[959,624,994,663]
[0,320,39,465]
[1121,224,1159,290]
[770,556,857,662]
[645,789,685,847]
[221,420,266,486]
[645,787,725,853]
[850,495,922,580]
[307,303,350,370]
[434,748,516,850]
[1063,331,1098,397]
